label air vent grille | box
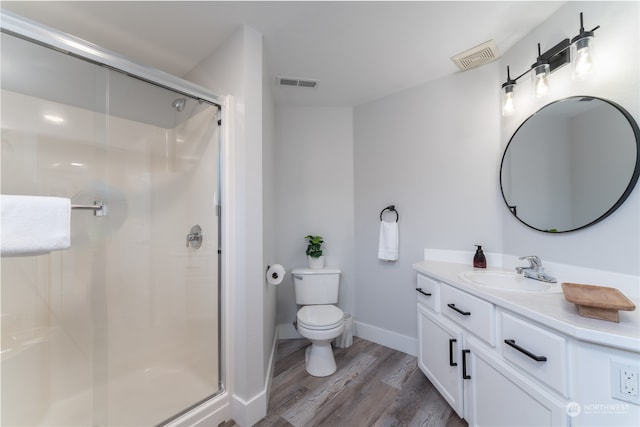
[277,76,319,88]
[451,40,499,71]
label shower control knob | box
[186,225,203,249]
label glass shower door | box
[1,30,221,426]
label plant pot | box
[308,255,325,269]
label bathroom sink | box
[458,270,562,293]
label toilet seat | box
[297,305,343,330]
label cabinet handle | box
[416,287,432,297]
[447,303,471,316]
[504,339,547,362]
[462,349,471,379]
[449,339,457,366]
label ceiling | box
[1,1,565,106]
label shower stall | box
[1,12,224,426]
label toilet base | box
[304,340,337,377]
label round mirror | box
[500,96,640,233]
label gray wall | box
[353,62,504,338]
[274,107,355,333]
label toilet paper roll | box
[266,264,286,285]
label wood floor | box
[223,337,467,427]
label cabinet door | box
[464,337,568,427]
[418,304,464,417]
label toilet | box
[292,267,344,377]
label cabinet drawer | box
[416,274,439,312]
[501,312,568,397]
[440,284,495,346]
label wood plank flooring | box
[223,337,467,427]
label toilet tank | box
[292,268,341,305]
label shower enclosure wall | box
[1,15,223,426]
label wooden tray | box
[561,282,636,322]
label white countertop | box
[413,260,640,353]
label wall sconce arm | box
[535,38,571,72]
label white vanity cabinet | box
[417,299,464,417]
[415,259,640,427]
[416,273,570,426]
[501,311,569,397]
[440,282,496,346]
[464,335,569,426]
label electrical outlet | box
[621,368,639,397]
[611,361,640,404]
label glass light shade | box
[501,84,516,116]
[571,35,594,79]
[531,63,550,98]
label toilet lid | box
[297,305,344,330]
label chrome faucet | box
[515,256,557,283]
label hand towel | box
[1,195,71,256]
[378,221,399,261]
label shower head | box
[172,98,187,112]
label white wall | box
[353,62,504,343]
[185,24,274,426]
[275,107,355,334]
[262,49,277,375]
[499,1,640,275]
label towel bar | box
[71,201,106,216]
[379,205,399,222]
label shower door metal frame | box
[1,8,229,426]
[0,9,223,107]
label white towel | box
[378,221,399,261]
[1,195,71,257]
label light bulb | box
[571,12,598,80]
[502,88,515,116]
[534,75,548,97]
[572,36,594,79]
[501,66,517,116]
[531,63,550,98]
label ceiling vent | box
[451,40,499,71]
[277,76,319,88]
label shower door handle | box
[186,225,203,249]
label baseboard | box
[354,321,417,357]
[231,392,262,427]
[278,320,417,357]
[230,328,279,426]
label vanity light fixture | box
[501,66,517,116]
[571,12,600,79]
[500,12,599,116]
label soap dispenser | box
[473,245,487,268]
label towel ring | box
[380,205,399,222]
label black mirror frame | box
[500,96,640,233]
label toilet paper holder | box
[266,264,286,285]
[268,266,280,280]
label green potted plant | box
[304,234,325,269]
